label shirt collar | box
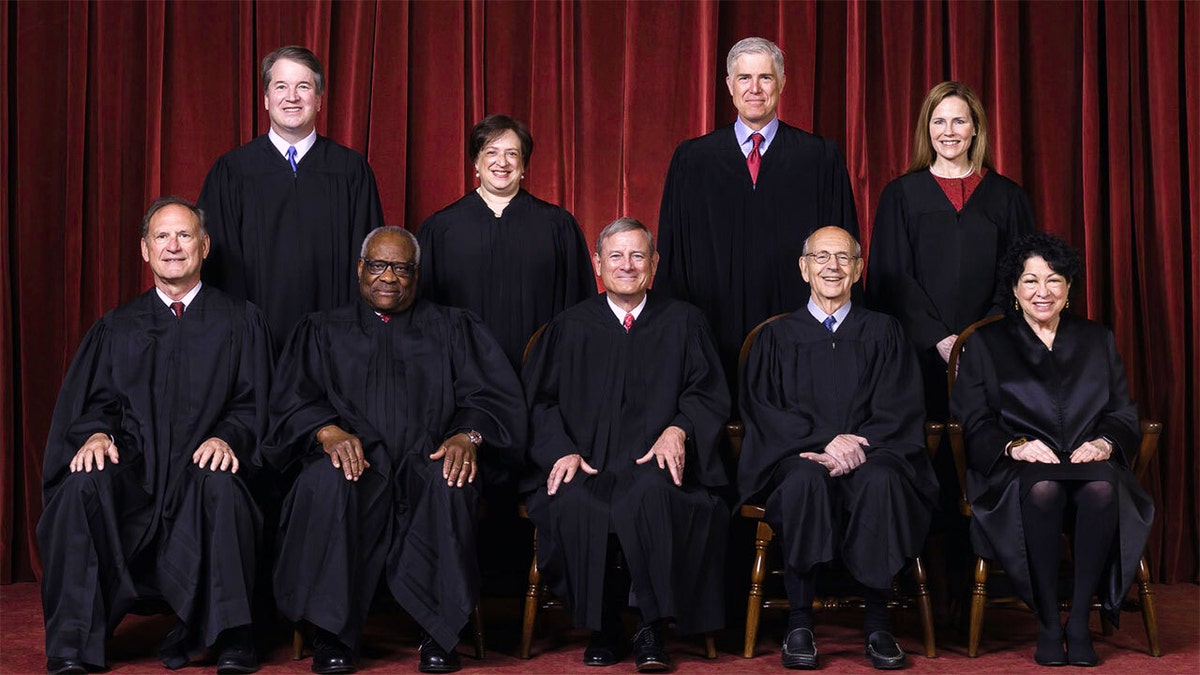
[734,116,780,157]
[806,297,851,332]
[155,281,202,311]
[606,293,648,324]
[268,128,317,163]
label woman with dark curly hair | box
[950,232,1153,667]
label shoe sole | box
[782,654,819,670]
[635,661,671,673]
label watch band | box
[465,429,483,447]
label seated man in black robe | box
[738,226,937,671]
[266,226,527,675]
[522,218,731,672]
[37,197,272,675]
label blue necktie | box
[286,145,298,173]
[823,316,836,332]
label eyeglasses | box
[361,258,418,278]
[803,251,860,266]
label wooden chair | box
[944,315,1162,657]
[736,314,938,659]
[517,324,718,660]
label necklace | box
[929,165,975,180]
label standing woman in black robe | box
[867,81,1036,419]
[950,233,1152,667]
[417,114,595,370]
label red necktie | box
[623,312,634,333]
[171,301,184,319]
[747,132,764,185]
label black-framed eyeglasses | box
[361,258,418,278]
[803,251,860,266]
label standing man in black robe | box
[738,227,936,670]
[266,227,527,674]
[37,197,272,675]
[657,36,859,387]
[522,218,730,672]
[198,45,384,350]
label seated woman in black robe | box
[950,232,1153,667]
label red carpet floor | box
[2,582,1196,673]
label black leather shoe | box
[159,620,190,670]
[781,627,819,670]
[311,629,356,674]
[45,657,86,675]
[631,625,670,672]
[864,631,907,670]
[1034,625,1066,667]
[583,629,626,666]
[418,634,461,674]
[1065,629,1098,667]
[216,626,259,674]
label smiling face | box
[473,129,525,198]
[1013,255,1070,328]
[928,95,975,169]
[726,52,785,130]
[358,232,418,314]
[141,204,210,292]
[263,57,322,143]
[799,227,862,310]
[593,229,658,307]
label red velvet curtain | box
[4,0,1196,584]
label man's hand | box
[936,334,958,364]
[192,437,239,473]
[317,425,370,481]
[430,433,476,488]
[1070,438,1112,464]
[69,433,120,473]
[819,434,869,476]
[1011,438,1060,464]
[635,425,687,486]
[798,451,841,475]
[546,453,598,496]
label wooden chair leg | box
[704,632,717,659]
[911,555,937,657]
[471,604,485,659]
[292,627,305,660]
[1136,555,1162,656]
[519,532,541,659]
[743,521,773,658]
[967,556,988,658]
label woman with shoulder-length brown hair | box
[866,81,1036,419]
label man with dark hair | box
[198,45,384,349]
[657,36,859,388]
[738,227,936,671]
[38,197,272,675]
[267,226,527,674]
[522,218,730,672]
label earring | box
[1013,298,1019,311]
[475,171,480,178]
[1065,297,1070,309]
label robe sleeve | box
[559,210,598,304]
[415,214,440,302]
[949,331,1014,476]
[823,137,860,239]
[197,156,246,299]
[447,312,528,455]
[987,184,1037,314]
[1092,330,1139,466]
[349,159,385,287]
[655,143,690,300]
[853,316,927,461]
[673,310,731,488]
[262,315,342,471]
[208,305,275,471]
[521,320,580,472]
[866,179,950,350]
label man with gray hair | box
[657,36,859,392]
[522,218,730,672]
[198,45,384,350]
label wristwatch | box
[465,429,483,447]
[1004,437,1028,457]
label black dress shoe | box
[781,627,819,670]
[311,629,356,675]
[418,634,461,674]
[1065,628,1098,667]
[1034,626,1066,667]
[45,657,86,675]
[583,629,627,666]
[864,631,907,670]
[631,625,670,673]
[216,626,260,674]
[159,620,190,670]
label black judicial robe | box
[521,293,730,633]
[265,300,527,652]
[198,134,384,348]
[417,189,596,369]
[37,286,271,667]
[949,314,1151,625]
[867,170,1035,416]
[737,306,937,588]
[657,122,859,383]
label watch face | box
[467,430,483,446]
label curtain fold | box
[4,0,1195,584]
